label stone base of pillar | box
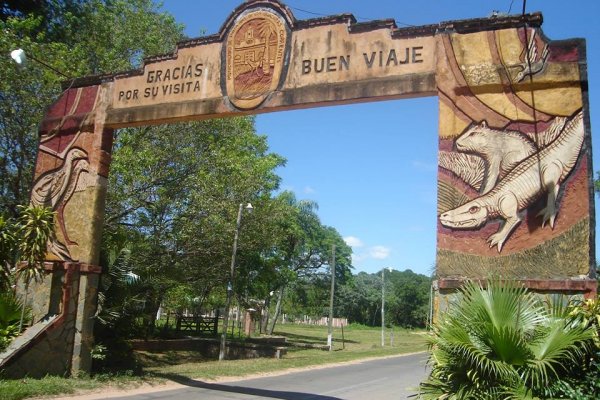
[0,262,101,378]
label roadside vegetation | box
[419,279,600,400]
[0,206,55,351]
[0,323,427,400]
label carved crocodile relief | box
[439,110,584,252]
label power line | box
[507,0,516,14]
[288,5,415,27]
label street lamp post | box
[219,202,253,361]
[10,48,71,79]
[381,267,392,347]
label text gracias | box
[117,63,204,101]
[117,46,425,102]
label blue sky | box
[159,1,600,276]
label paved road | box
[105,352,428,400]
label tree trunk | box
[260,295,270,334]
[144,292,162,340]
[372,305,380,327]
[267,286,284,335]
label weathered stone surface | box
[436,24,594,289]
[105,1,436,126]
[0,314,66,378]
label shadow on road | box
[153,372,344,400]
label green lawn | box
[0,324,428,400]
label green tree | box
[14,205,55,283]
[0,0,183,216]
[14,205,55,330]
[0,215,16,290]
[103,118,285,336]
[0,207,54,281]
[244,192,352,334]
[335,269,431,328]
[0,205,52,349]
[336,272,382,326]
[0,206,54,331]
[387,269,431,328]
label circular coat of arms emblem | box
[225,9,288,110]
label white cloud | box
[369,245,391,260]
[344,236,364,247]
[303,185,316,194]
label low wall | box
[129,338,286,360]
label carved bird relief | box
[30,148,89,260]
[513,30,549,83]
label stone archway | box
[1,0,595,377]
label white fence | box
[282,314,348,328]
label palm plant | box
[92,243,147,373]
[0,215,15,291]
[0,292,26,351]
[95,244,143,327]
[14,205,55,331]
[420,280,593,399]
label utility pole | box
[219,203,252,361]
[381,267,385,347]
[381,267,392,347]
[327,244,336,351]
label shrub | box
[91,323,141,375]
[0,293,26,351]
[550,297,600,399]
[551,350,600,400]
[419,280,593,399]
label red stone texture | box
[515,28,579,63]
[438,277,597,298]
[38,86,100,155]
[33,84,116,181]
[44,86,98,120]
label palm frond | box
[420,279,596,399]
[0,293,24,328]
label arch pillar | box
[2,84,113,377]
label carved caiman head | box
[439,199,489,229]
